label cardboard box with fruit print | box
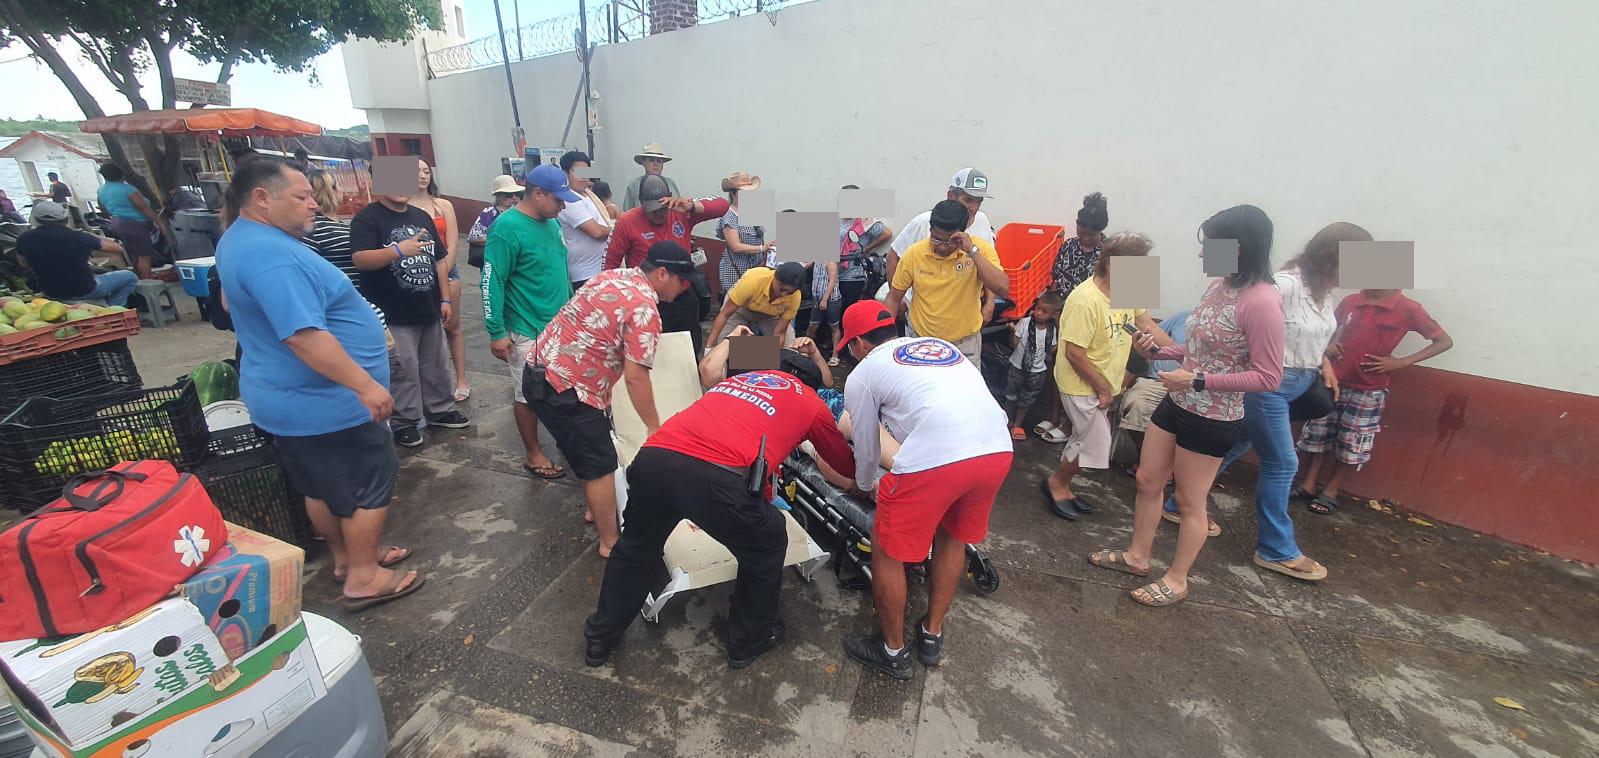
[2,599,326,757]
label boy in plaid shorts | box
[1295,288,1452,514]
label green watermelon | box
[192,361,240,406]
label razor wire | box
[426,0,812,76]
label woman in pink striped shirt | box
[1090,205,1285,607]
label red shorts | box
[873,452,1013,562]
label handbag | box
[1288,372,1336,421]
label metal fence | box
[426,0,808,76]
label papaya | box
[64,310,95,322]
[0,324,15,335]
[39,302,68,322]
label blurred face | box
[417,159,432,191]
[1075,223,1103,249]
[928,226,961,257]
[258,170,317,236]
[496,192,519,209]
[641,158,665,175]
[646,206,669,225]
[771,281,799,300]
[567,161,592,192]
[947,189,983,222]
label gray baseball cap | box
[950,167,993,199]
[639,174,672,213]
[30,201,69,223]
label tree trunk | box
[1,4,160,203]
[142,34,184,204]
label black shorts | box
[274,421,399,517]
[1150,395,1244,458]
[523,366,618,481]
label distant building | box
[0,131,110,214]
[341,0,468,166]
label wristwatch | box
[968,244,980,256]
[1193,372,1207,392]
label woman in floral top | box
[466,176,522,266]
[1089,205,1285,607]
[1047,192,1109,295]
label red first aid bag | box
[0,461,227,641]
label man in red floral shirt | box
[525,241,699,557]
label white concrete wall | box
[422,0,1599,395]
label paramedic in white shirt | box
[834,301,1013,680]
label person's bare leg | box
[829,324,843,361]
[870,544,908,650]
[134,255,152,280]
[586,473,619,558]
[1153,449,1225,597]
[923,528,966,636]
[513,402,556,470]
[447,280,469,393]
[340,506,410,598]
[1320,460,1353,499]
[304,497,347,577]
[1123,425,1176,570]
[1298,451,1326,494]
[1047,455,1082,502]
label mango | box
[39,302,67,323]
[0,324,15,335]
[12,318,44,331]
[2,300,27,320]
[52,326,80,340]
[64,310,95,322]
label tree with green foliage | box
[0,0,436,201]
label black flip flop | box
[1290,487,1316,501]
[1040,479,1078,521]
[339,571,426,611]
[524,463,566,480]
[1308,495,1338,515]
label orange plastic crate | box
[0,310,141,366]
[994,223,1064,320]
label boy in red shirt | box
[1295,288,1452,513]
[582,353,855,671]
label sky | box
[0,1,569,129]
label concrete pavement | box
[122,279,1599,757]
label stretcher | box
[609,333,832,623]
[779,452,1001,596]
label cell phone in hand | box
[1120,322,1140,336]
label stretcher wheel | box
[968,552,1000,596]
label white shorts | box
[1061,394,1113,469]
[509,331,537,403]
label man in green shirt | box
[483,164,580,479]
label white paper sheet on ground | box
[607,330,830,622]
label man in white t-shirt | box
[836,301,1013,680]
[887,168,999,321]
[558,151,611,289]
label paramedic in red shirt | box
[582,353,855,671]
[606,174,727,357]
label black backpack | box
[207,265,234,332]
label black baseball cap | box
[645,241,696,278]
[640,175,672,212]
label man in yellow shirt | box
[1041,232,1171,520]
[708,262,808,346]
[884,200,1010,363]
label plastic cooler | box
[249,612,387,758]
[176,256,216,299]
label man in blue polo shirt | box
[216,157,425,612]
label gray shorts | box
[274,421,399,517]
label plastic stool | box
[132,280,180,328]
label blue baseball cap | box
[524,163,581,202]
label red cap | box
[840,300,896,350]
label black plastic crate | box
[0,340,142,416]
[192,445,312,547]
[0,379,207,509]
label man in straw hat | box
[622,142,682,212]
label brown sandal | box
[1254,553,1328,582]
[339,570,426,611]
[1130,580,1187,607]
[1088,549,1150,577]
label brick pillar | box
[650,0,698,35]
